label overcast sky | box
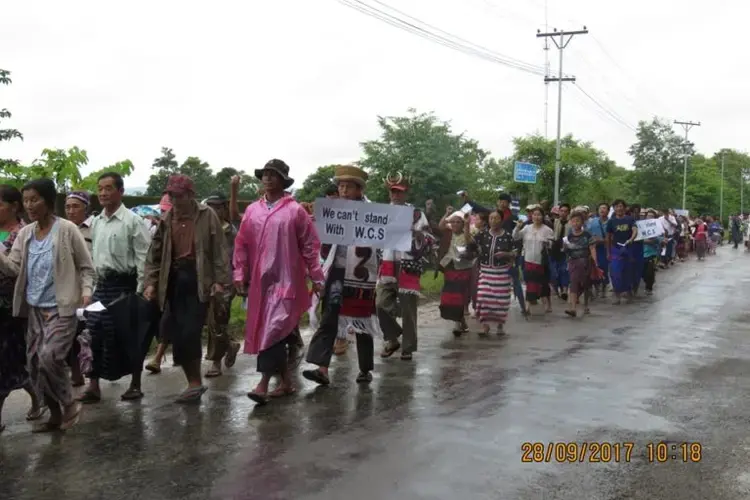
[0,0,745,190]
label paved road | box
[1,248,749,499]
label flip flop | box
[0,424,5,433]
[247,391,269,405]
[120,388,144,401]
[76,391,101,404]
[26,406,47,421]
[175,386,207,404]
[302,369,330,386]
[224,343,241,368]
[60,402,82,431]
[380,341,401,358]
[145,362,162,374]
[268,387,297,398]
[204,368,223,378]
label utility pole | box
[674,120,701,210]
[720,150,725,223]
[537,27,589,206]
[543,0,550,138]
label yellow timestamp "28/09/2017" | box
[520,442,703,463]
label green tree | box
[145,147,179,196]
[359,109,488,208]
[0,69,24,177]
[177,156,217,199]
[214,167,259,199]
[628,117,691,209]
[503,134,626,209]
[21,147,90,193]
[294,164,337,202]
[75,160,135,192]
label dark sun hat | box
[255,159,294,189]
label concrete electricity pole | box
[720,151,725,223]
[537,27,588,206]
[674,120,701,210]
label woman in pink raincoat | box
[233,159,325,404]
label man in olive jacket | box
[144,174,229,404]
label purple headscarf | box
[67,191,90,206]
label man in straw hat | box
[377,172,431,361]
[233,159,325,404]
[302,164,381,386]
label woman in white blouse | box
[513,206,555,315]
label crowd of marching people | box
[0,159,743,431]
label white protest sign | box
[314,198,414,251]
[635,219,662,241]
[674,209,689,217]
[460,203,473,214]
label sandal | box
[247,391,269,405]
[204,368,223,378]
[32,421,61,433]
[400,353,413,361]
[76,391,101,404]
[60,402,82,431]
[145,359,162,374]
[224,342,240,368]
[356,371,372,383]
[121,388,144,401]
[175,386,207,404]
[26,406,47,421]
[268,386,297,398]
[302,369,330,386]
[380,340,401,358]
[565,310,577,318]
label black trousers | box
[305,267,374,373]
[643,256,657,291]
[163,262,208,366]
[256,333,297,374]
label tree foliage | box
[359,110,488,209]
[0,68,23,175]
[628,117,692,209]
[294,164,337,202]
[145,147,259,199]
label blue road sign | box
[514,161,538,184]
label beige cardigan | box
[0,218,95,318]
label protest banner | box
[314,198,414,251]
[635,218,662,241]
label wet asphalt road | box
[1,248,750,499]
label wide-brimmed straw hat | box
[255,159,294,189]
[333,165,368,188]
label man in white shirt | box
[78,172,151,404]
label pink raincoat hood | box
[233,194,325,354]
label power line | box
[338,0,546,76]
[573,84,636,132]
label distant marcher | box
[607,199,638,305]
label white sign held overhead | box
[635,219,662,241]
[460,203,473,214]
[313,198,414,251]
